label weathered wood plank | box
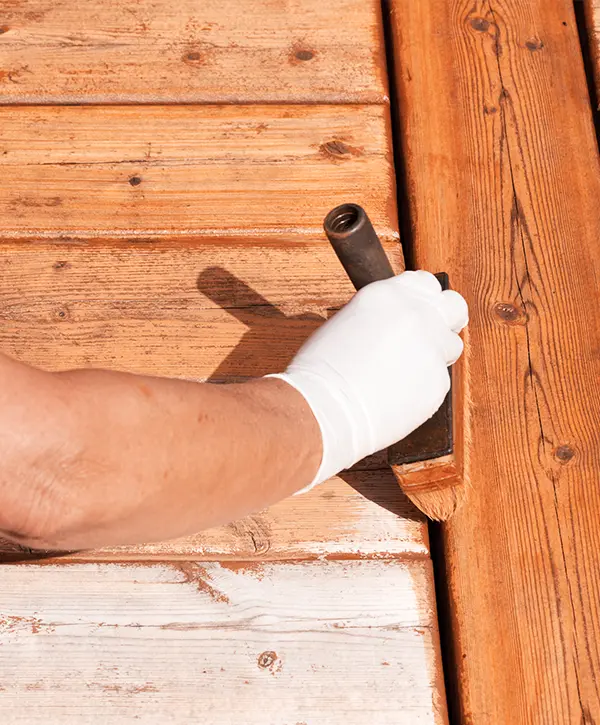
[389,0,600,722]
[0,105,398,241]
[584,0,600,105]
[0,0,387,104]
[0,470,429,561]
[0,239,401,378]
[0,560,448,724]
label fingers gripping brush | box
[323,203,465,521]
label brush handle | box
[323,204,395,289]
[324,203,453,467]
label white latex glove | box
[268,270,468,490]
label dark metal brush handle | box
[323,203,453,466]
[323,204,395,289]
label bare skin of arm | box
[0,352,321,552]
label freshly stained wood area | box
[0,561,445,725]
[0,0,449,721]
[0,0,387,104]
[0,105,397,240]
[585,0,600,104]
[389,0,600,722]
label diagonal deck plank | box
[388,0,600,721]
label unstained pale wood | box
[389,0,600,722]
[0,105,398,240]
[0,560,447,725]
[584,0,600,105]
[0,0,388,104]
[0,471,429,561]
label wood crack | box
[488,1,546,451]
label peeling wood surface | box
[0,561,446,724]
[0,0,387,105]
[584,0,600,105]
[0,105,397,240]
[0,471,429,561]
[389,0,600,722]
[0,239,400,379]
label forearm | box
[0,353,321,550]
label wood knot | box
[128,175,142,187]
[319,139,362,159]
[470,17,490,32]
[0,26,10,34]
[554,445,575,464]
[525,38,544,51]
[257,651,277,669]
[493,302,526,324]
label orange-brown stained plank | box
[0,470,429,561]
[388,0,600,722]
[0,0,387,104]
[0,240,402,378]
[584,0,600,105]
[0,105,397,241]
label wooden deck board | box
[0,560,446,724]
[388,0,600,722]
[0,105,397,241]
[0,2,453,722]
[0,239,400,379]
[0,0,387,104]
[0,471,429,561]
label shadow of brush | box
[196,266,326,381]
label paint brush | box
[323,203,465,521]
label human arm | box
[0,271,467,551]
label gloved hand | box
[268,270,468,490]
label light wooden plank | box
[0,239,401,378]
[0,0,387,104]
[584,0,600,106]
[0,470,429,561]
[0,560,447,725]
[389,0,600,722]
[0,105,397,241]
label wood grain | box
[0,105,398,240]
[0,560,447,725]
[0,239,401,378]
[584,0,600,105]
[389,0,600,722]
[0,0,387,104]
[0,470,429,561]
